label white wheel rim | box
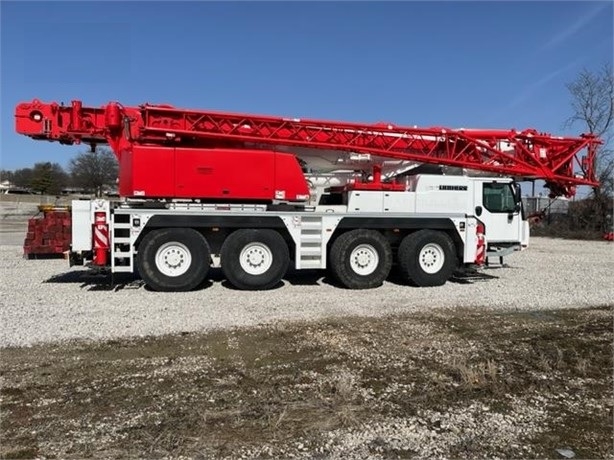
[349,244,379,276]
[419,243,445,274]
[239,243,273,275]
[155,242,192,277]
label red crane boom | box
[15,99,600,199]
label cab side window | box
[483,183,516,213]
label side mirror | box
[513,182,522,201]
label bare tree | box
[30,162,69,195]
[11,168,34,189]
[69,148,119,197]
[0,169,15,184]
[565,64,613,233]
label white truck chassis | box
[68,175,528,291]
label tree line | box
[1,148,118,197]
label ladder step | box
[300,248,322,256]
[112,266,133,273]
[113,251,132,257]
[113,238,131,244]
[299,235,322,243]
[300,222,322,230]
[113,223,131,229]
[299,259,322,269]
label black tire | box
[398,230,457,287]
[136,228,211,292]
[329,229,392,289]
[221,229,289,290]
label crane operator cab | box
[407,174,529,260]
[473,178,529,259]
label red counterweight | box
[118,146,310,201]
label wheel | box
[329,229,392,289]
[221,229,289,290]
[398,230,457,287]
[136,228,211,292]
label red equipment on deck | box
[15,99,600,201]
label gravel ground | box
[1,234,612,348]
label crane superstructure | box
[16,99,599,199]
[15,99,601,292]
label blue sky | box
[1,0,612,172]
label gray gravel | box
[1,237,613,348]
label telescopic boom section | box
[15,99,600,198]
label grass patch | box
[1,306,612,459]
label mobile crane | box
[15,99,600,291]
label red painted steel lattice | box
[15,99,600,197]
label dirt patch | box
[1,306,612,459]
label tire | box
[398,230,457,287]
[221,229,289,290]
[136,228,211,292]
[329,229,392,289]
